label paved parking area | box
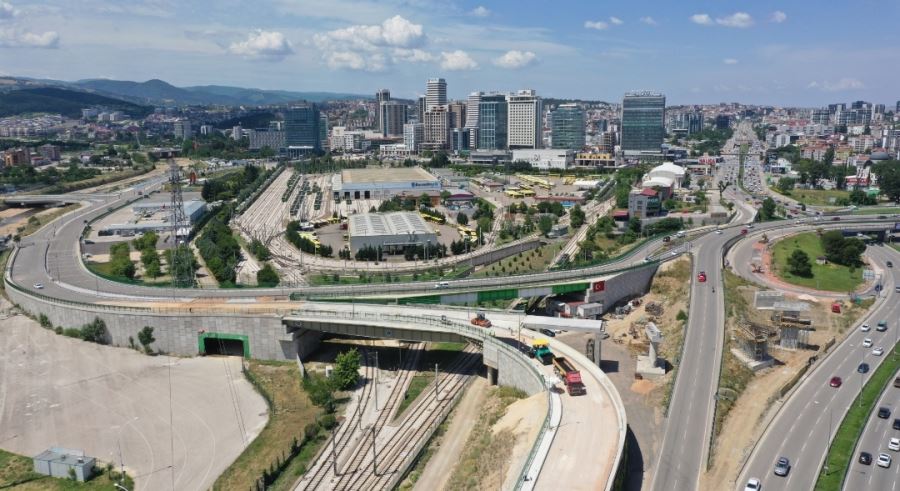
[0,305,268,491]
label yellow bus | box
[520,189,535,197]
[419,212,446,224]
[505,189,523,198]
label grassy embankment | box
[471,241,564,279]
[213,360,324,491]
[815,341,900,490]
[0,448,134,490]
[713,271,756,439]
[771,232,864,292]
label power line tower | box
[168,159,193,287]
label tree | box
[776,177,796,193]
[787,249,813,277]
[570,204,586,228]
[456,212,469,225]
[538,215,553,236]
[303,373,335,413]
[759,197,777,221]
[138,326,156,352]
[80,318,108,344]
[332,348,361,390]
[873,161,900,203]
[256,263,280,287]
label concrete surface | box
[0,305,268,491]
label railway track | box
[338,343,481,491]
[298,342,423,491]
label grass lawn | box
[0,448,134,490]
[394,342,467,421]
[307,266,471,286]
[851,206,900,215]
[775,189,849,207]
[213,360,324,491]
[472,241,564,278]
[815,341,900,490]
[771,232,864,292]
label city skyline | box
[0,1,898,106]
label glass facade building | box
[477,94,508,150]
[621,91,666,152]
[284,104,322,151]
[551,103,585,150]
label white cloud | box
[807,78,865,92]
[584,20,608,30]
[0,2,18,19]
[690,14,712,26]
[771,11,787,23]
[640,17,657,26]
[0,27,59,48]
[391,48,434,63]
[314,15,428,71]
[723,58,738,65]
[440,50,477,71]
[493,50,536,69]
[716,12,753,28]
[228,30,294,60]
[609,17,623,25]
[471,6,490,17]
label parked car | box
[539,328,556,337]
[877,453,892,468]
[859,452,873,465]
[830,376,842,388]
[773,456,791,476]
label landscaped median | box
[815,341,900,490]
[771,231,864,292]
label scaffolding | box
[772,311,814,350]
[735,319,770,361]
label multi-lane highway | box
[737,245,900,490]
[844,365,900,491]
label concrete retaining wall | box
[585,262,659,309]
[483,341,546,395]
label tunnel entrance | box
[199,333,250,358]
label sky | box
[0,0,898,107]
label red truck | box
[552,356,586,396]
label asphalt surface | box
[844,370,900,491]
[736,245,900,491]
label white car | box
[877,453,892,468]
[33,283,43,289]
[873,347,885,356]
[863,338,874,348]
[861,324,871,332]
[715,229,723,234]
[744,477,761,491]
[889,438,900,452]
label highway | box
[736,245,900,490]
[844,364,900,491]
[650,126,760,491]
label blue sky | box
[0,0,898,106]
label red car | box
[697,272,707,283]
[830,376,842,388]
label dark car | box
[877,321,888,332]
[539,328,556,337]
[774,456,791,476]
[894,419,900,430]
[858,363,870,374]
[830,376,843,388]
[860,452,873,465]
[895,377,900,388]
[888,261,894,268]
[879,407,892,419]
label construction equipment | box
[552,356,586,396]
[532,338,553,365]
[471,312,492,328]
[751,263,763,273]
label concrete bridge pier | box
[487,366,498,385]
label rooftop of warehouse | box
[349,211,434,237]
[341,166,437,184]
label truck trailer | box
[552,356,586,396]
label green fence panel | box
[552,282,590,294]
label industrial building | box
[331,167,440,201]
[100,199,207,236]
[33,448,95,482]
[348,212,437,253]
[511,149,574,170]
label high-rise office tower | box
[426,78,447,111]
[403,123,424,152]
[507,89,542,149]
[424,107,451,149]
[621,91,666,152]
[715,114,731,130]
[284,104,322,151]
[375,89,390,132]
[416,96,427,123]
[465,92,483,149]
[477,94,508,150]
[448,102,467,129]
[380,101,407,137]
[551,104,585,150]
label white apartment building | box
[507,90,542,149]
[403,123,424,152]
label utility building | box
[349,212,437,253]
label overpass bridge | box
[1,193,114,207]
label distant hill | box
[0,87,153,119]
[75,79,367,106]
